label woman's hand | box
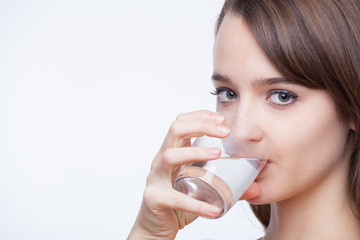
[127,110,261,240]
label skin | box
[128,14,359,240]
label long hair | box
[215,0,360,228]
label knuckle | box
[200,109,214,118]
[142,187,152,201]
[145,173,155,187]
[172,195,186,210]
[194,146,206,157]
[169,121,182,137]
[162,149,174,165]
[175,113,186,121]
[189,146,201,156]
[143,186,158,204]
[196,202,209,216]
[201,119,215,133]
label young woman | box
[128,0,360,239]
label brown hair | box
[215,0,360,228]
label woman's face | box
[213,14,353,204]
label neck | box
[264,162,360,240]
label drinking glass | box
[174,111,269,218]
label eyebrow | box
[211,73,231,83]
[211,72,291,87]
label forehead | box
[215,15,256,59]
[213,14,282,83]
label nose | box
[223,111,263,141]
[220,111,264,157]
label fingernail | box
[213,114,225,124]
[208,205,221,217]
[206,147,220,157]
[217,125,230,135]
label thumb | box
[240,182,262,200]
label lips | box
[256,161,270,180]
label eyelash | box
[211,87,298,106]
[210,87,237,103]
[266,89,298,106]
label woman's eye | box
[211,88,237,103]
[267,90,298,106]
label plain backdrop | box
[0,0,264,239]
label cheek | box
[286,111,347,161]
[267,93,349,167]
[256,107,350,202]
[272,116,348,165]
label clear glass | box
[174,111,269,218]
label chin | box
[246,196,270,205]
[246,180,276,205]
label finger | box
[144,184,221,218]
[169,189,222,218]
[176,110,224,124]
[239,182,262,200]
[161,147,221,169]
[151,147,221,184]
[167,118,230,147]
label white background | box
[0,0,264,239]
